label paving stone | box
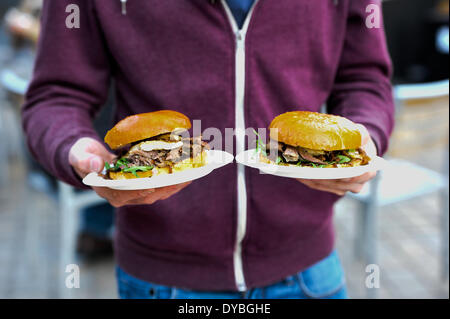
[0,151,448,299]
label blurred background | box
[0,0,448,299]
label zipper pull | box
[236,31,244,47]
[121,0,127,15]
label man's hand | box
[297,124,377,196]
[69,137,116,179]
[92,182,192,207]
[68,137,191,207]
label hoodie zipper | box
[222,0,259,292]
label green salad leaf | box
[105,157,130,172]
[116,157,130,167]
[253,129,267,156]
[337,155,351,163]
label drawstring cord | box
[120,0,127,15]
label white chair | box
[1,67,107,298]
[348,79,449,298]
[0,69,28,186]
[0,99,8,186]
[58,182,106,298]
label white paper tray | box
[235,149,386,180]
[83,150,234,190]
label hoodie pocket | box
[297,251,346,298]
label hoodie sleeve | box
[22,0,111,188]
[327,0,395,155]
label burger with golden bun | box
[258,111,370,168]
[103,110,209,179]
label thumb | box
[355,124,377,157]
[356,124,370,146]
[69,137,115,177]
[79,154,104,173]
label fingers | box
[69,137,116,177]
[156,182,191,200]
[93,182,192,207]
[356,124,370,146]
[70,152,104,175]
[341,171,377,184]
[93,187,156,207]
[128,182,192,205]
[355,124,378,157]
[300,179,360,195]
[298,172,377,196]
[340,181,365,194]
[298,179,347,196]
[85,139,116,162]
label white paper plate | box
[236,149,386,180]
[82,150,234,190]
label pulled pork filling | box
[265,139,370,167]
[105,133,209,177]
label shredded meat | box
[191,136,202,145]
[192,144,203,158]
[297,148,328,165]
[127,149,161,166]
[181,136,210,158]
[265,138,370,167]
[166,147,182,162]
[128,154,153,166]
[109,134,209,175]
[282,146,300,163]
[328,152,342,163]
[266,140,283,161]
[151,133,181,142]
[154,159,170,168]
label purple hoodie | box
[22,0,394,291]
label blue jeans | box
[116,250,347,299]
